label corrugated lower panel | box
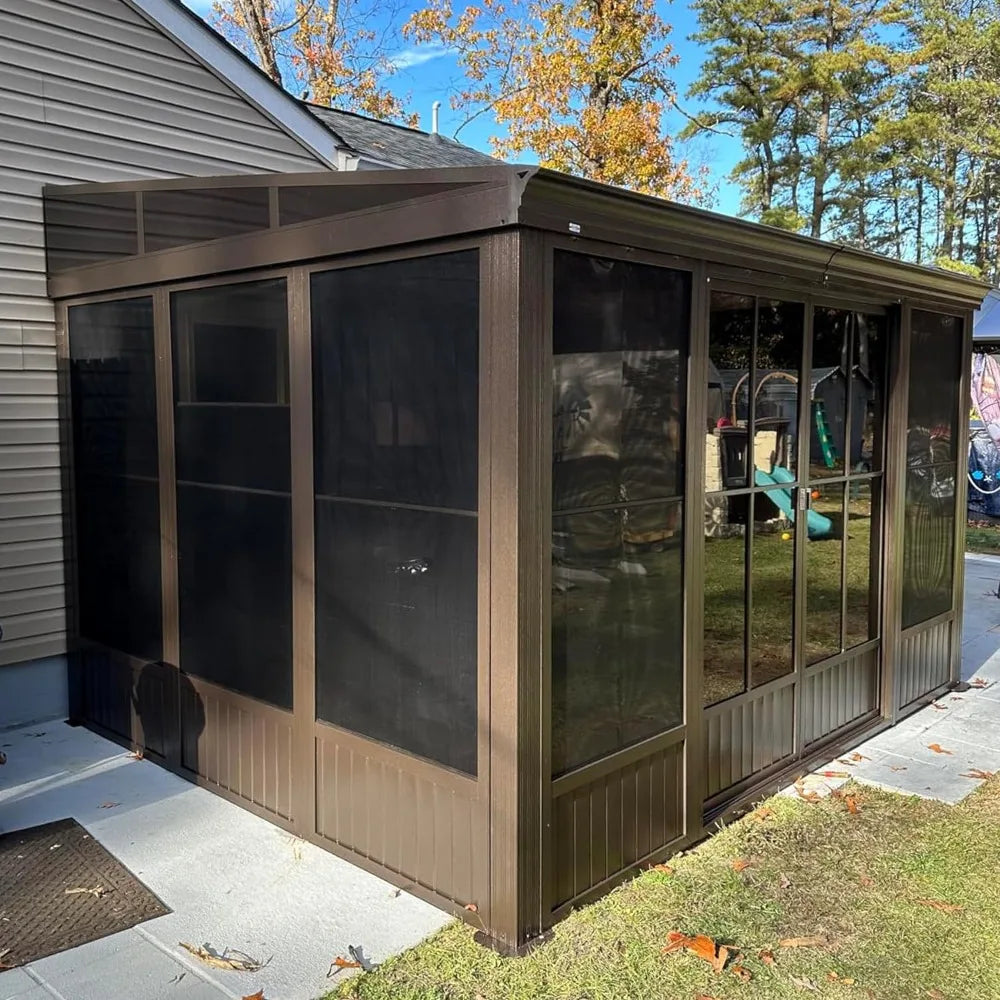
[704,682,795,799]
[551,741,684,909]
[802,647,879,747]
[315,733,488,910]
[899,619,952,709]
[79,646,133,743]
[181,679,294,822]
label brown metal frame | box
[50,163,989,952]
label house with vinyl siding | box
[0,0,492,727]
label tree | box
[211,0,415,122]
[404,0,709,200]
[686,0,905,238]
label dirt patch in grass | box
[329,778,1000,1000]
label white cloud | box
[387,45,450,70]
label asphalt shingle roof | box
[303,103,499,169]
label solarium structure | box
[43,166,987,952]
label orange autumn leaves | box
[404,0,709,200]
[662,932,749,982]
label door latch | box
[797,486,810,512]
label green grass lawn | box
[967,519,1000,555]
[329,777,1000,1000]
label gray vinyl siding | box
[0,0,328,667]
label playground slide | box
[754,466,835,539]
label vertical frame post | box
[485,229,546,952]
[683,263,708,838]
[950,309,975,683]
[881,302,909,723]
[153,288,180,766]
[792,300,814,756]
[55,302,83,722]
[288,268,316,837]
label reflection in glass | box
[707,293,753,491]
[805,482,844,664]
[172,280,292,707]
[810,308,849,477]
[552,503,684,774]
[854,315,886,473]
[901,310,962,628]
[845,480,878,648]
[750,489,795,687]
[553,252,689,511]
[69,298,161,662]
[755,300,803,479]
[703,528,746,705]
[907,311,962,468]
[902,463,956,629]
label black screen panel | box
[69,298,162,662]
[311,251,479,510]
[314,501,478,775]
[171,280,292,708]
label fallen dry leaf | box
[731,963,752,983]
[845,794,860,815]
[242,992,264,1000]
[731,858,753,872]
[695,995,720,1000]
[969,678,989,688]
[916,898,963,913]
[688,934,719,965]
[860,875,874,888]
[65,886,109,898]
[662,932,730,973]
[753,806,775,821]
[928,743,953,755]
[128,750,144,761]
[930,703,947,711]
[779,935,827,949]
[792,976,818,991]
[819,770,850,778]
[327,956,363,976]
[662,931,688,954]
[779,874,792,889]
[927,990,945,999]
[179,943,265,973]
[794,784,820,803]
[890,765,908,772]
[827,971,857,985]
[759,948,776,965]
[849,752,870,762]
[98,801,119,809]
[836,758,856,767]
[961,768,994,779]
[651,863,675,874]
[464,902,479,913]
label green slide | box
[754,466,835,539]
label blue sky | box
[182,0,743,213]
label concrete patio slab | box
[0,723,451,1000]
[799,553,1000,805]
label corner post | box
[484,228,547,952]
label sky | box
[182,0,743,214]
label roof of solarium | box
[43,165,991,311]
